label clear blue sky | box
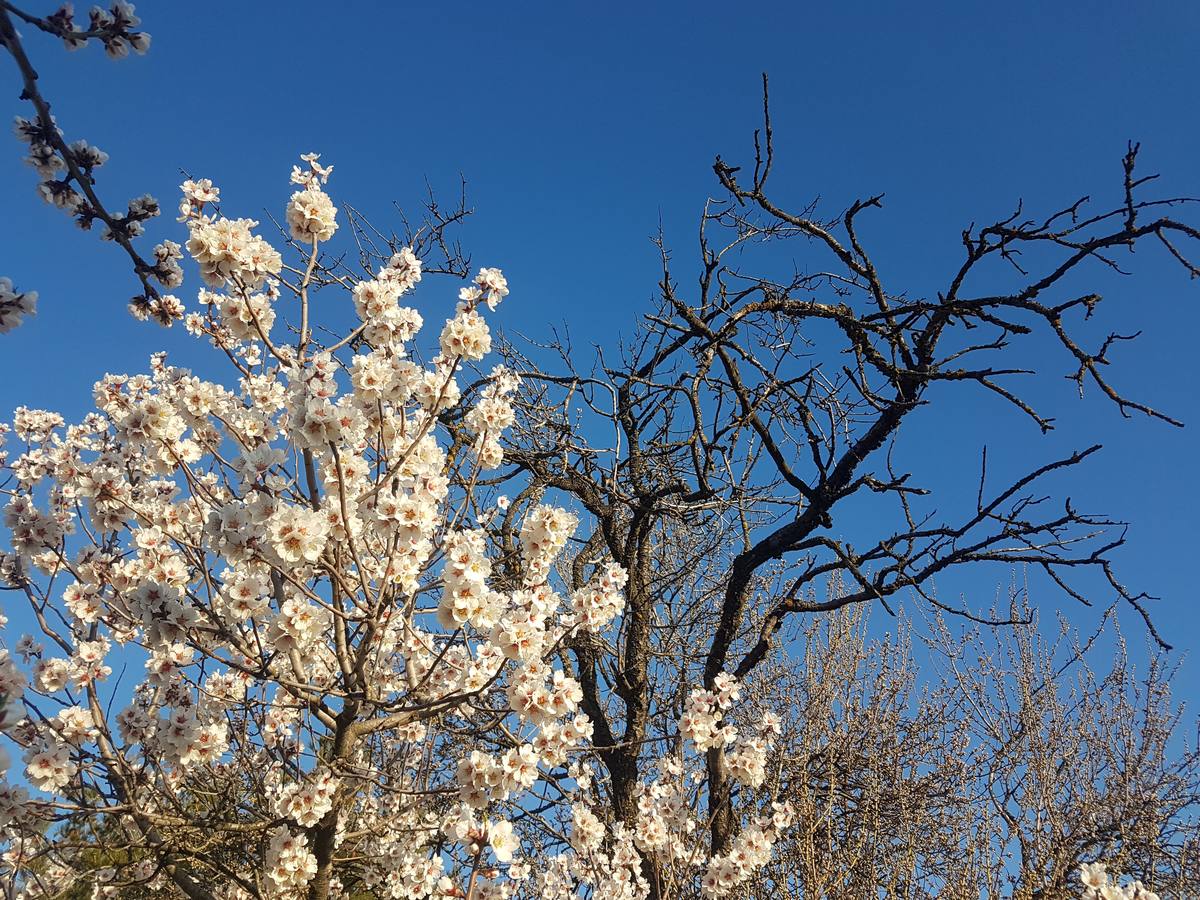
[2,1,1198,700]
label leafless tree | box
[748,597,1199,900]
[485,74,1200,894]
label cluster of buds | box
[0,278,37,334]
[42,3,151,56]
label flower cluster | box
[700,803,796,898]
[506,661,584,726]
[266,827,319,890]
[1079,863,1160,900]
[439,307,492,361]
[183,208,282,292]
[456,745,539,809]
[278,769,339,828]
[464,366,520,469]
[352,248,425,351]
[632,756,694,855]
[366,848,445,900]
[22,742,74,793]
[519,504,579,585]
[726,710,781,789]
[680,671,740,751]
[569,562,628,631]
[463,267,509,312]
[268,503,330,565]
[536,820,647,900]
[440,529,501,629]
[286,153,338,243]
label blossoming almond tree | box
[0,155,802,900]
